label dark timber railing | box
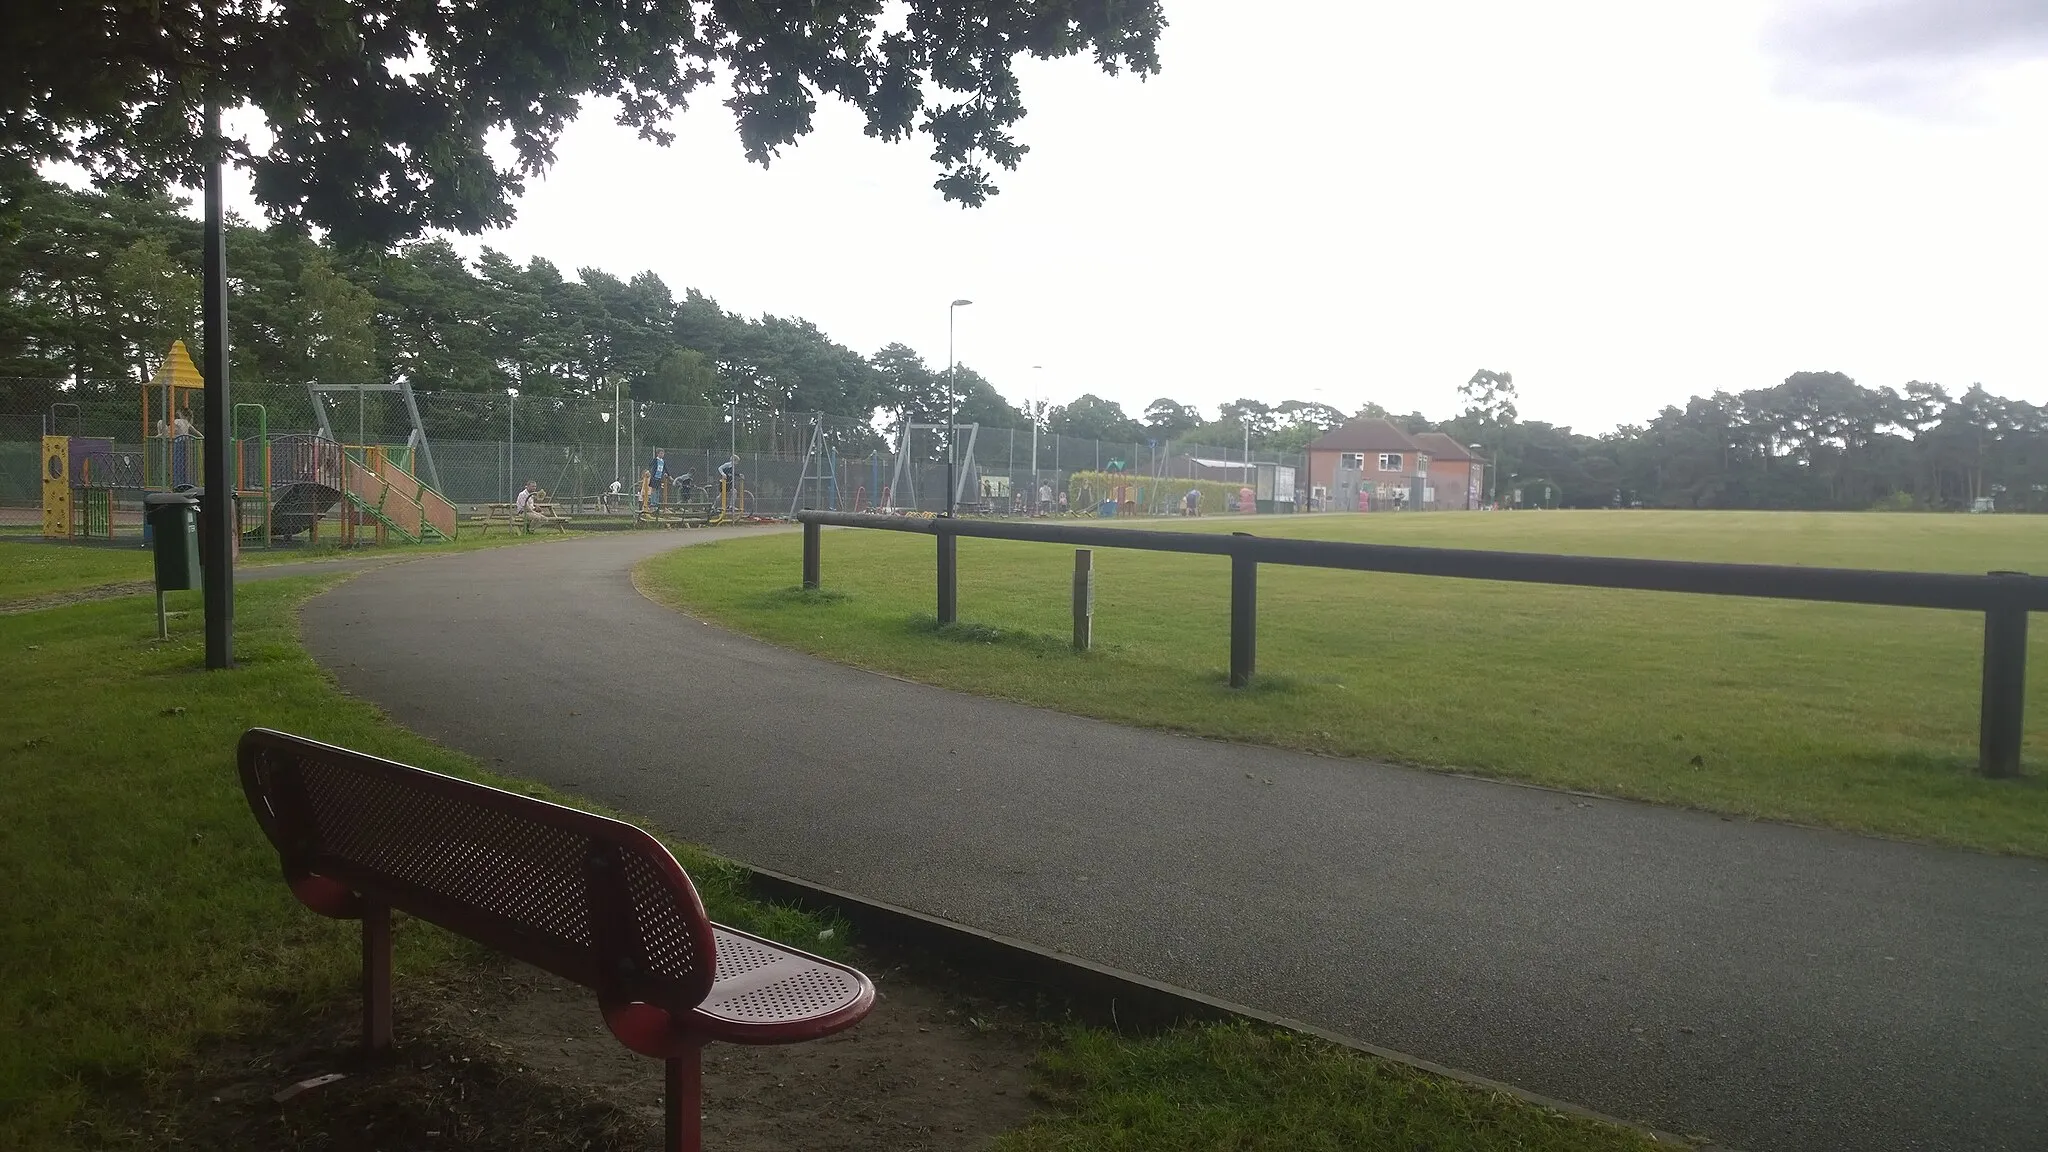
[796,511,2045,778]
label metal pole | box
[945,307,957,517]
[507,392,516,503]
[1031,402,1040,512]
[1229,536,1257,688]
[200,88,234,670]
[362,900,393,1051]
[936,531,958,624]
[1980,572,2030,778]
[612,376,620,485]
[803,520,821,590]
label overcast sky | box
[214,0,2048,432]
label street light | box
[1030,365,1045,514]
[1469,442,1494,509]
[506,387,519,503]
[945,298,973,516]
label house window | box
[1339,453,1365,470]
[1378,453,1402,472]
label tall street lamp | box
[506,387,519,503]
[1030,365,1045,513]
[1469,441,1498,508]
[945,298,973,516]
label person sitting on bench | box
[513,480,544,531]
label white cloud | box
[1764,0,2048,115]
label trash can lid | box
[143,491,197,506]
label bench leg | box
[664,1045,704,1152]
[362,899,393,1052]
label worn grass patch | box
[639,510,2048,855]
[0,576,837,1149]
[996,1023,1665,1152]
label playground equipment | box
[39,433,119,540]
[306,380,445,492]
[885,422,977,513]
[142,340,206,489]
[788,420,842,516]
[232,402,273,547]
[38,341,462,549]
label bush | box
[1064,470,1250,516]
[1868,491,1924,512]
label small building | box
[1168,455,1259,484]
[1306,418,1428,510]
[1409,432,1488,510]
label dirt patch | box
[1,580,152,613]
[86,953,1041,1151]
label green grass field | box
[0,575,833,1146]
[2,565,1664,1150]
[641,511,2048,856]
[0,528,576,607]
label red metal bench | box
[237,728,874,1152]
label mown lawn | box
[1002,1024,1660,1152]
[0,577,831,1148]
[2,572,1670,1151]
[641,510,2048,855]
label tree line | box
[5,165,2043,510]
[0,166,1336,453]
[1439,370,2048,512]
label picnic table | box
[474,497,570,535]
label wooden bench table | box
[237,729,874,1152]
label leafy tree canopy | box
[1048,392,1142,442]
[6,0,1166,248]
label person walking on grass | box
[1184,487,1201,517]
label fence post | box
[802,519,821,590]
[1980,571,2029,778]
[1073,548,1094,650]
[937,530,958,625]
[1230,535,1257,688]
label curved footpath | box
[303,531,2048,1152]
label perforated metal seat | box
[238,728,874,1152]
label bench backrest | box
[238,728,717,1015]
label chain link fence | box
[3,380,1306,521]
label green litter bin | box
[145,492,201,592]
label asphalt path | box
[303,530,2048,1152]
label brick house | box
[1410,432,1488,510]
[1306,419,1489,510]
[1306,417,1428,510]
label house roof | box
[1307,417,1420,453]
[1411,432,1479,462]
